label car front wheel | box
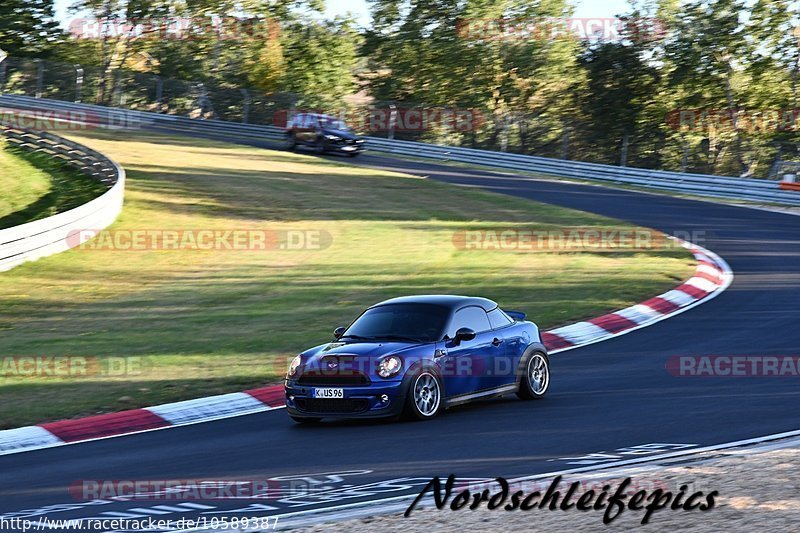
[284,135,296,151]
[517,352,550,400]
[404,371,443,420]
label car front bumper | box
[284,379,406,419]
[325,140,365,154]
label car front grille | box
[297,373,371,386]
[295,398,369,414]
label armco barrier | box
[1,93,798,206]
[0,123,125,271]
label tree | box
[363,0,584,151]
[275,18,360,108]
[580,41,658,166]
[578,9,666,167]
[0,0,61,57]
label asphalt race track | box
[2,128,799,531]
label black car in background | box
[284,113,365,156]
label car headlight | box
[324,134,341,141]
[377,356,403,378]
[288,355,302,377]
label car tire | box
[403,370,444,421]
[314,138,326,154]
[290,415,322,424]
[284,135,296,151]
[516,352,550,400]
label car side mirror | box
[454,327,476,345]
[333,326,346,339]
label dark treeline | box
[1,0,799,177]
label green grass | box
[0,130,695,428]
[0,146,51,225]
[0,142,109,230]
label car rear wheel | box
[404,371,443,420]
[516,352,550,400]
[290,415,322,424]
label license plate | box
[342,145,356,151]
[312,388,344,399]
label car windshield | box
[320,117,349,131]
[342,304,449,343]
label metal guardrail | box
[0,123,126,271]
[2,93,799,206]
[771,161,800,181]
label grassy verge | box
[0,146,51,224]
[0,142,109,230]
[0,130,694,428]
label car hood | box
[298,340,434,380]
[305,340,419,358]
[322,128,360,140]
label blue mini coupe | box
[285,295,550,422]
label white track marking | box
[550,242,732,355]
[0,426,62,452]
[549,321,610,345]
[614,304,664,325]
[147,393,267,425]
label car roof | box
[371,295,498,312]
[294,113,335,120]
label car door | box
[486,307,519,387]
[306,114,322,144]
[441,306,503,397]
[296,114,315,144]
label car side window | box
[449,306,491,337]
[487,308,513,330]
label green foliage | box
[279,18,361,108]
[0,0,61,57]
[11,0,800,177]
[362,0,800,175]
